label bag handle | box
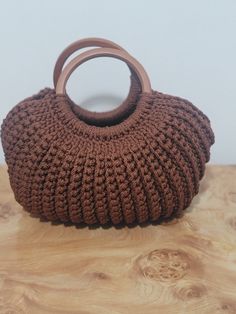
[56,48,152,95]
[53,37,137,87]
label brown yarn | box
[1,73,215,225]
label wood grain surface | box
[0,164,236,314]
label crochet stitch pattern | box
[1,76,215,226]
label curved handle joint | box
[56,48,151,95]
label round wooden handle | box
[56,48,151,95]
[53,37,133,87]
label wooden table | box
[0,165,236,314]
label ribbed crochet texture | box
[1,78,214,225]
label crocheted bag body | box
[1,38,215,225]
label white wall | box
[0,0,235,164]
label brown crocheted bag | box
[1,38,215,226]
